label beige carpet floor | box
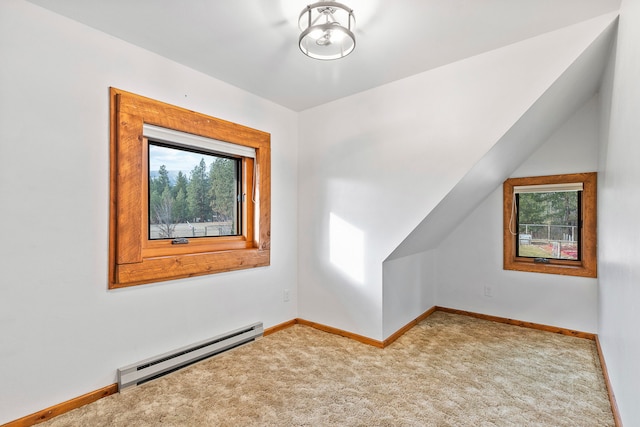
[40,312,614,426]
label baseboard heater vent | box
[117,322,263,391]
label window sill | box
[112,247,270,288]
[504,258,596,278]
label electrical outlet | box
[484,286,493,297]
[283,289,290,302]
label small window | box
[515,183,581,261]
[503,173,596,278]
[109,88,270,288]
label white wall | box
[0,1,298,423]
[298,16,615,341]
[382,250,437,338]
[436,96,600,333]
[597,0,640,423]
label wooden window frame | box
[503,172,597,278]
[109,88,270,288]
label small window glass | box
[515,191,581,261]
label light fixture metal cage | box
[298,1,356,60]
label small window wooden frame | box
[109,88,270,288]
[503,172,596,278]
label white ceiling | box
[26,0,620,111]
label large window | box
[503,172,596,278]
[109,88,270,288]
[148,142,242,240]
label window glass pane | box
[516,191,580,260]
[148,142,240,240]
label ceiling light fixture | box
[298,1,356,60]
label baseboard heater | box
[117,322,263,391]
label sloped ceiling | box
[25,0,620,111]
[387,15,618,260]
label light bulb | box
[316,30,333,46]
